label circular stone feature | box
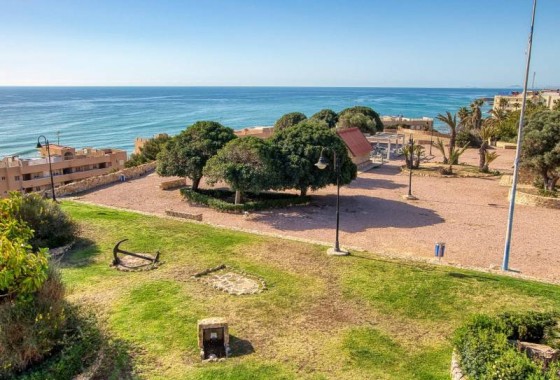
[193,265,266,295]
[112,254,162,272]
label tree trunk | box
[300,187,308,197]
[478,142,488,172]
[551,177,559,191]
[234,190,242,205]
[192,177,201,191]
[448,131,456,164]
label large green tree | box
[271,121,357,196]
[274,112,307,132]
[203,137,279,204]
[521,110,560,191]
[157,121,236,191]
[310,109,338,128]
[337,106,384,133]
[126,134,170,168]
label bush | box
[4,193,79,250]
[0,268,66,377]
[454,312,560,379]
[456,129,482,148]
[181,188,311,213]
[274,112,307,132]
[499,311,558,343]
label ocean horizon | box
[0,86,515,158]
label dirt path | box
[72,147,560,283]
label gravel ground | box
[73,146,560,283]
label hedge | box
[180,188,311,213]
[453,312,560,379]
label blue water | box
[0,87,514,157]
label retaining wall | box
[509,189,560,209]
[52,162,156,197]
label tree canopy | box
[337,106,383,133]
[126,134,170,168]
[157,121,236,190]
[521,110,560,191]
[273,112,307,132]
[203,137,279,204]
[310,109,338,128]
[271,121,357,196]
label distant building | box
[0,145,127,197]
[336,128,373,169]
[493,90,560,112]
[134,133,169,154]
[380,116,433,131]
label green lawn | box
[59,201,560,379]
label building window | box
[14,176,20,181]
[1,176,5,181]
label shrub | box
[456,129,482,148]
[454,312,560,380]
[499,311,558,343]
[485,348,544,380]
[3,193,79,250]
[310,109,338,128]
[181,188,311,213]
[0,267,66,377]
[274,112,307,132]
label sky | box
[0,0,558,88]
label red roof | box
[336,128,372,157]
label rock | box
[518,341,560,367]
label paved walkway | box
[72,147,560,283]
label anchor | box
[112,239,161,266]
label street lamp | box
[403,135,418,201]
[36,135,57,202]
[315,148,349,256]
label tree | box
[126,134,170,168]
[458,107,472,130]
[271,121,357,196]
[553,99,560,111]
[435,112,459,164]
[499,97,509,110]
[157,121,236,191]
[435,139,469,174]
[274,112,307,132]
[470,99,484,130]
[337,112,377,134]
[310,109,338,128]
[203,137,278,204]
[477,124,496,172]
[521,110,560,191]
[338,106,384,132]
[403,144,425,169]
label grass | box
[56,201,560,379]
[402,162,500,178]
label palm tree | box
[457,107,472,130]
[435,111,458,164]
[470,99,484,130]
[482,151,499,173]
[498,97,509,110]
[477,124,495,171]
[435,139,469,174]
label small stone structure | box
[53,162,156,197]
[509,189,560,209]
[450,352,466,380]
[518,341,560,368]
[198,317,230,361]
[165,210,203,221]
[192,264,266,295]
[160,178,186,190]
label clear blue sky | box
[0,0,558,87]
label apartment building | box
[0,145,127,197]
[493,90,560,112]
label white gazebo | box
[366,132,406,160]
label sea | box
[0,87,515,158]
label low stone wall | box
[450,352,466,380]
[54,162,156,197]
[496,141,517,149]
[165,209,203,221]
[509,189,560,209]
[160,178,186,190]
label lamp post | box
[36,135,57,202]
[404,135,418,201]
[315,148,349,256]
